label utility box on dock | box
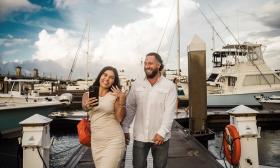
[227,105,259,168]
[20,114,52,168]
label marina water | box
[0,109,280,167]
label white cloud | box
[0,0,40,20]
[33,29,78,62]
[7,0,279,79]
[2,49,20,56]
[262,36,280,70]
[138,0,196,27]
[33,0,197,78]
[261,0,280,14]
[0,37,30,47]
[32,27,96,78]
[258,0,280,29]
[54,0,81,9]
[93,0,197,77]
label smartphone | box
[89,86,99,106]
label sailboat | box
[161,0,189,108]
[66,23,93,91]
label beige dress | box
[89,92,125,168]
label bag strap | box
[86,111,89,120]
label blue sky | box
[0,0,280,79]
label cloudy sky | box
[0,0,279,79]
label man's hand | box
[124,133,130,145]
[153,133,164,145]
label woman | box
[82,66,126,168]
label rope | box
[221,132,229,168]
[157,1,176,53]
[37,147,47,168]
[165,26,177,65]
[222,130,241,168]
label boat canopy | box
[213,51,247,57]
[223,43,261,50]
[4,78,40,83]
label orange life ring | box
[223,124,241,165]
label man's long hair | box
[146,52,164,71]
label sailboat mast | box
[86,24,90,86]
[212,27,215,51]
[177,0,181,76]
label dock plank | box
[73,121,222,168]
[167,124,222,168]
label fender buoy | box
[223,124,241,165]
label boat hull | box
[207,91,280,107]
[0,103,63,138]
[260,102,280,111]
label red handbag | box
[77,113,91,147]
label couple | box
[82,52,177,168]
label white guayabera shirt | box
[122,76,177,142]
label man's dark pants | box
[133,140,169,168]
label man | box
[122,52,177,168]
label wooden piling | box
[187,35,207,134]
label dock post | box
[19,114,53,168]
[33,68,39,79]
[227,105,260,167]
[188,35,211,147]
[4,78,8,93]
[51,82,54,94]
[58,81,61,94]
[16,66,22,78]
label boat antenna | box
[208,4,240,45]
[195,3,226,46]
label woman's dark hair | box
[90,66,120,91]
[146,52,164,71]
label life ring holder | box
[223,124,241,165]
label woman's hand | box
[82,92,98,111]
[86,97,99,109]
[112,86,126,123]
[111,85,126,105]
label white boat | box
[0,78,72,137]
[207,42,280,107]
[0,78,72,105]
[255,95,280,111]
[66,80,92,91]
[49,110,86,121]
[34,81,53,93]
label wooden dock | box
[67,121,223,168]
[175,108,280,131]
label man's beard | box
[145,68,159,79]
